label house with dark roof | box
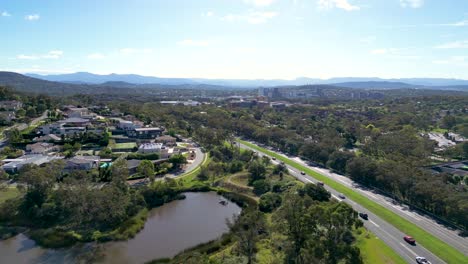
[26,142,58,154]
[33,134,62,143]
[65,156,100,170]
[155,135,177,146]
[127,127,163,139]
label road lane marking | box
[369,220,380,228]
[399,242,417,256]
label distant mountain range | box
[26,72,468,89]
[1,71,467,97]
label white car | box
[416,256,431,264]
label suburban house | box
[127,127,163,139]
[127,159,142,175]
[40,122,86,135]
[138,143,165,154]
[155,135,177,146]
[2,154,63,174]
[0,100,23,111]
[58,117,91,127]
[65,107,90,118]
[65,155,100,170]
[115,119,142,131]
[33,134,62,143]
[137,143,175,158]
[40,123,63,135]
[26,142,57,154]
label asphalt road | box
[290,157,468,256]
[239,142,448,264]
[167,147,205,178]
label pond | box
[0,192,242,264]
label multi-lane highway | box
[238,141,456,264]
[290,157,468,256]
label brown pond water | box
[0,192,241,264]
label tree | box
[302,183,330,202]
[346,157,377,186]
[26,107,37,118]
[6,128,22,143]
[273,163,287,175]
[169,154,187,170]
[248,161,266,184]
[137,160,155,183]
[259,192,282,212]
[228,209,266,264]
[111,158,129,191]
[326,151,354,174]
[441,115,457,130]
[274,192,316,264]
[252,180,270,196]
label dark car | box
[272,157,277,160]
[300,171,306,175]
[317,181,324,186]
[404,235,416,245]
[359,213,368,220]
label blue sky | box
[1,0,468,79]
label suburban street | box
[167,147,205,178]
[239,141,451,264]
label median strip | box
[238,140,465,264]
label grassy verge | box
[179,152,209,179]
[0,187,21,204]
[355,228,406,264]
[238,140,465,264]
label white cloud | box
[1,11,11,17]
[177,39,209,47]
[87,53,105,59]
[400,0,424,8]
[435,41,468,49]
[443,20,468,27]
[119,48,153,54]
[318,0,360,11]
[42,50,63,59]
[17,54,39,60]
[370,48,419,59]
[16,50,63,60]
[433,56,468,65]
[222,11,278,24]
[244,0,275,7]
[25,14,40,21]
[202,11,214,17]
[370,49,388,55]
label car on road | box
[300,171,306,175]
[358,213,368,220]
[272,157,276,160]
[338,193,346,199]
[317,181,324,186]
[404,235,416,245]
[415,256,431,264]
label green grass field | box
[238,140,466,264]
[113,142,137,149]
[356,229,407,264]
[0,187,21,204]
